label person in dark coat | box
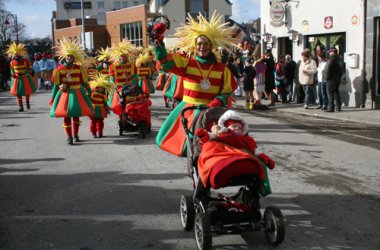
[324,48,343,112]
[261,49,276,106]
[284,54,297,102]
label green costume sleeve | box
[154,43,174,71]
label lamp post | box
[81,0,86,50]
[4,13,18,43]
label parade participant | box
[49,38,93,145]
[153,11,238,157]
[154,61,169,106]
[108,39,137,118]
[39,52,56,90]
[32,53,42,90]
[6,42,38,111]
[89,73,110,138]
[96,47,112,77]
[135,52,155,96]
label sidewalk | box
[233,97,380,127]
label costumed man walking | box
[135,52,155,96]
[108,40,137,120]
[6,42,38,112]
[96,47,112,77]
[153,11,238,157]
[89,73,110,138]
[49,38,93,145]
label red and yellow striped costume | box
[136,66,155,95]
[9,59,37,97]
[89,90,109,137]
[155,49,237,157]
[108,61,135,115]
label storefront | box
[260,0,367,108]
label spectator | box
[316,53,328,110]
[242,58,256,109]
[324,47,343,112]
[0,52,10,91]
[275,55,287,103]
[299,49,317,109]
[261,49,276,106]
[284,54,296,102]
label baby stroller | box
[118,84,152,138]
[180,106,285,250]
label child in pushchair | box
[180,106,285,250]
[118,84,152,138]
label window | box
[122,1,128,8]
[190,0,203,12]
[97,1,105,9]
[120,21,143,47]
[133,1,139,6]
[113,1,121,10]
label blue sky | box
[3,0,260,39]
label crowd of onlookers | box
[221,42,345,112]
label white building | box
[260,0,366,108]
[148,0,233,47]
[55,0,148,24]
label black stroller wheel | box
[180,195,195,231]
[118,120,123,136]
[194,213,212,250]
[139,122,147,139]
[264,206,285,246]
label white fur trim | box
[218,110,249,134]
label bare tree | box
[0,10,26,46]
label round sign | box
[270,2,285,23]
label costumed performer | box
[89,73,111,138]
[153,11,238,157]
[49,38,93,145]
[108,39,137,119]
[135,52,155,96]
[6,42,38,112]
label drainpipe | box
[362,0,370,108]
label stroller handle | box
[180,105,208,135]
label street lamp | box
[4,13,18,43]
[262,32,273,43]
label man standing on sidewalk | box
[324,47,343,112]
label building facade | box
[53,0,234,52]
[365,0,380,109]
[260,0,377,108]
[55,0,148,24]
[148,0,233,47]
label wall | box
[105,5,148,47]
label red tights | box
[63,117,80,138]
[90,118,104,136]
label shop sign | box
[270,2,285,23]
[351,14,359,26]
[324,16,333,29]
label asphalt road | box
[1,90,379,249]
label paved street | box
[1,90,380,249]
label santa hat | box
[218,110,249,134]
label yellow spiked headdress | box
[6,42,27,58]
[110,39,137,63]
[96,47,111,62]
[55,37,85,64]
[135,52,151,67]
[89,73,111,91]
[174,11,238,57]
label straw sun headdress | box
[89,73,111,91]
[110,39,138,63]
[96,47,111,62]
[174,11,238,58]
[6,42,27,58]
[54,37,85,65]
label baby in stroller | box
[180,107,284,250]
[118,84,152,138]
